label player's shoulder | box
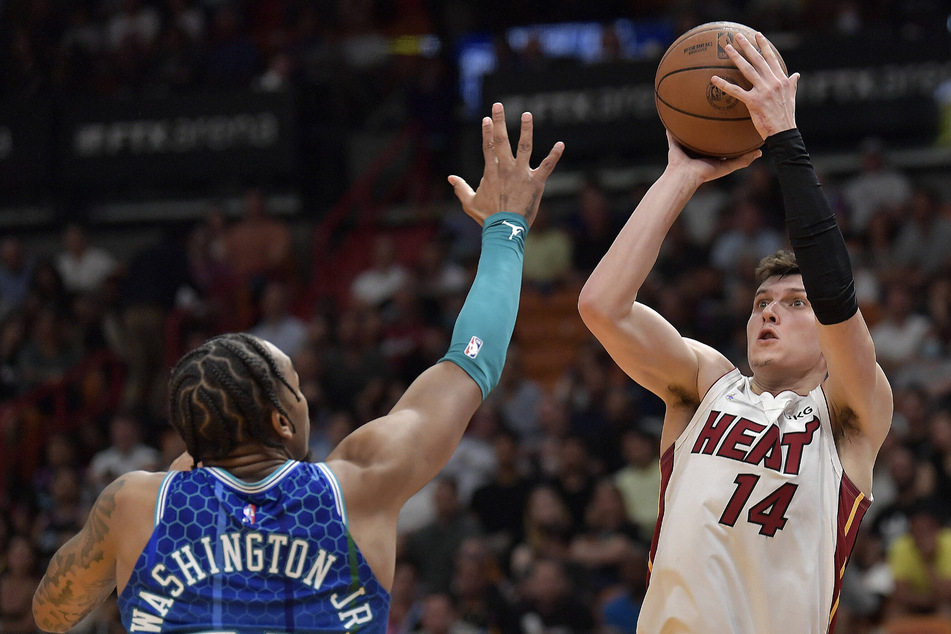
[107,470,168,507]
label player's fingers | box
[480,116,497,169]
[532,141,565,180]
[515,111,534,170]
[732,33,772,78]
[755,32,785,78]
[723,42,758,85]
[447,175,476,206]
[491,102,514,163]
[718,148,762,175]
[711,75,748,100]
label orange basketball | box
[654,22,787,158]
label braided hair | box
[168,333,300,467]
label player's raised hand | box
[711,32,799,139]
[448,102,564,228]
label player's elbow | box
[33,595,69,633]
[578,285,626,335]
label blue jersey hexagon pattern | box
[117,461,390,633]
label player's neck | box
[749,368,824,398]
[203,447,295,482]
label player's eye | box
[791,298,806,307]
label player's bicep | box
[33,476,124,632]
[819,311,893,448]
[585,301,727,405]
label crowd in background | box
[3,1,951,633]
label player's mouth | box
[758,328,778,341]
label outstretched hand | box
[448,102,564,228]
[712,32,799,140]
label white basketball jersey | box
[637,368,869,634]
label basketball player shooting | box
[31,103,563,633]
[578,32,892,633]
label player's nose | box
[762,301,780,322]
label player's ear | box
[270,410,295,440]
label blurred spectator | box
[872,444,931,549]
[469,427,534,559]
[223,188,294,284]
[107,0,162,52]
[55,223,119,295]
[613,427,661,537]
[307,410,354,463]
[923,411,951,521]
[151,22,203,92]
[567,179,620,274]
[450,537,518,633]
[841,529,894,630]
[119,225,192,414]
[166,0,206,42]
[514,558,595,633]
[204,4,260,85]
[86,414,161,493]
[568,478,643,595]
[351,234,410,309]
[891,186,951,280]
[843,137,913,232]
[16,306,81,388]
[548,435,598,533]
[416,592,480,634]
[256,50,294,91]
[379,280,429,381]
[709,196,784,278]
[0,535,40,633]
[388,559,423,634]
[320,307,391,412]
[870,283,935,373]
[510,485,574,579]
[0,237,33,318]
[886,499,951,616]
[441,402,499,506]
[404,478,481,594]
[249,280,308,357]
[494,346,544,446]
[598,545,647,634]
[32,467,88,566]
[521,206,574,292]
[0,314,26,399]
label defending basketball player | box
[579,32,892,633]
[31,103,563,633]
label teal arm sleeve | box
[439,212,527,399]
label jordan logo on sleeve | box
[501,221,524,240]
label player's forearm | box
[580,167,700,320]
[768,128,856,325]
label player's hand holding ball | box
[654,22,794,158]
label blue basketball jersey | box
[118,461,390,633]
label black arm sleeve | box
[767,128,858,325]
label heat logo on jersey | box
[691,409,819,475]
[464,336,483,359]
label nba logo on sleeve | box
[464,336,483,359]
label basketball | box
[654,22,787,158]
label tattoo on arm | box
[34,477,124,631]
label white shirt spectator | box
[57,248,117,294]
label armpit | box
[831,404,861,444]
[667,384,699,409]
